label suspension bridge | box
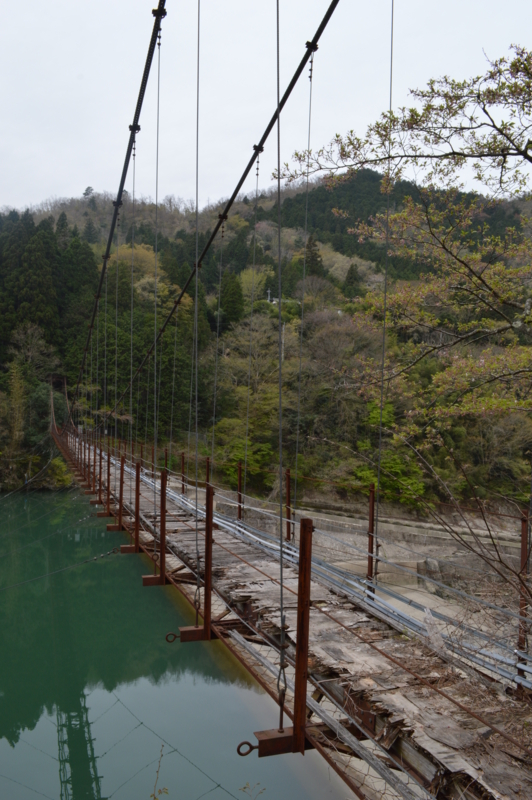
[48,2,532,799]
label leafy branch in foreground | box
[347,189,532,424]
[239,783,265,800]
[282,45,532,196]
[150,745,168,799]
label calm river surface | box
[0,490,350,800]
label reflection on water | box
[0,491,349,800]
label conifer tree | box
[343,263,362,298]
[82,218,98,244]
[304,235,326,277]
[17,231,59,340]
[55,212,70,250]
[220,272,244,328]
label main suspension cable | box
[71,1,168,414]
[100,0,341,430]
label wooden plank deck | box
[69,443,532,800]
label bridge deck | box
[57,434,532,800]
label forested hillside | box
[1,171,530,511]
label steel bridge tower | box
[56,691,104,800]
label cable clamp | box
[129,123,141,133]
[306,41,318,52]
[218,213,228,221]
[152,8,167,18]
[113,200,123,209]
[253,144,264,153]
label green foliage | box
[48,457,72,487]
[343,263,364,298]
[1,171,529,508]
[304,234,326,277]
[82,217,98,244]
[220,272,244,328]
[55,212,70,250]
[213,418,273,488]
[351,451,425,507]
[367,401,394,429]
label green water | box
[0,490,349,800]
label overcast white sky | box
[1,1,530,211]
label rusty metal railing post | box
[367,483,375,589]
[164,447,168,470]
[206,456,210,486]
[142,468,167,586]
[286,468,291,541]
[152,444,155,479]
[87,438,91,488]
[106,443,111,517]
[204,484,214,640]
[181,451,185,494]
[238,461,242,521]
[135,461,140,552]
[179,482,216,643]
[519,512,529,659]
[293,517,313,754]
[160,468,167,581]
[140,443,144,471]
[98,441,103,504]
[92,442,97,494]
[118,455,125,531]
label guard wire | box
[0,548,120,593]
